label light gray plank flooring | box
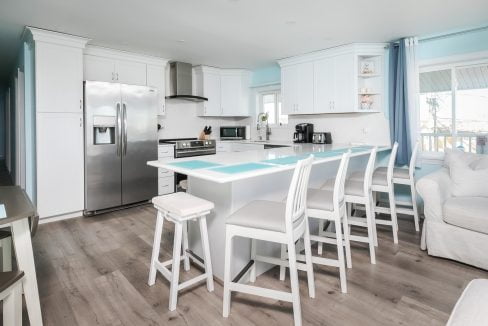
[29,205,487,326]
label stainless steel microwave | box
[220,126,246,140]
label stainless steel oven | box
[220,126,246,140]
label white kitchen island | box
[148,143,389,281]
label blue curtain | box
[389,40,412,166]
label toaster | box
[312,132,332,144]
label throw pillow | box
[443,148,479,169]
[449,154,488,197]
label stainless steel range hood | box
[166,61,208,102]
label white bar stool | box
[321,147,378,265]
[223,156,315,326]
[0,270,24,326]
[375,141,420,232]
[281,151,352,293]
[148,192,215,311]
[352,142,399,244]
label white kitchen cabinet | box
[220,73,241,116]
[147,64,166,115]
[281,62,313,114]
[194,66,251,117]
[158,144,175,195]
[279,43,386,114]
[84,55,146,85]
[332,53,355,112]
[84,55,116,83]
[314,54,355,113]
[36,42,84,113]
[115,59,146,85]
[199,70,222,116]
[36,112,84,217]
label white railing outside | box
[420,133,488,153]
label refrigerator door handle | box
[122,103,128,155]
[116,102,121,156]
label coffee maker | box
[293,123,314,143]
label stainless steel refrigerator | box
[84,81,158,215]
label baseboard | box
[39,211,83,224]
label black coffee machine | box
[293,123,314,143]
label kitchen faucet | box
[257,112,271,141]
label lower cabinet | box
[158,145,175,195]
[36,112,84,218]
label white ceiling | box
[1,0,488,83]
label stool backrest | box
[409,140,420,178]
[333,151,351,211]
[387,142,399,184]
[362,147,378,195]
[285,155,314,233]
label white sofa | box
[416,163,488,270]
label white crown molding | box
[278,43,387,67]
[26,26,89,48]
[193,65,250,75]
[84,45,169,66]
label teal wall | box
[418,27,488,61]
[251,64,281,87]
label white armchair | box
[417,167,488,270]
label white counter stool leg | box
[0,231,12,272]
[391,141,421,232]
[223,155,315,326]
[371,142,400,244]
[0,271,24,326]
[281,151,352,293]
[148,192,215,311]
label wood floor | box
[29,204,487,326]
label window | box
[260,91,287,126]
[419,62,488,153]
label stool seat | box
[0,271,24,293]
[227,200,287,233]
[350,170,388,186]
[152,192,214,218]
[321,179,364,197]
[374,166,410,179]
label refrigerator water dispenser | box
[93,116,116,145]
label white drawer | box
[158,145,174,158]
[158,176,175,195]
[158,168,174,177]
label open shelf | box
[358,73,380,78]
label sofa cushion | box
[450,155,488,197]
[444,197,488,235]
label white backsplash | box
[265,113,390,145]
[158,99,252,140]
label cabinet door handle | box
[112,72,115,81]
[80,99,82,110]
[79,117,82,127]
[116,73,119,81]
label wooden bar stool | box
[223,156,315,326]
[375,141,420,232]
[322,147,378,265]
[148,192,215,311]
[0,270,24,326]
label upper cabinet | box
[146,65,166,115]
[279,43,386,114]
[282,62,314,114]
[83,46,168,115]
[193,66,251,117]
[34,37,87,113]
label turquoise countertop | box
[148,143,389,183]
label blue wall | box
[418,27,488,61]
[251,64,281,87]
